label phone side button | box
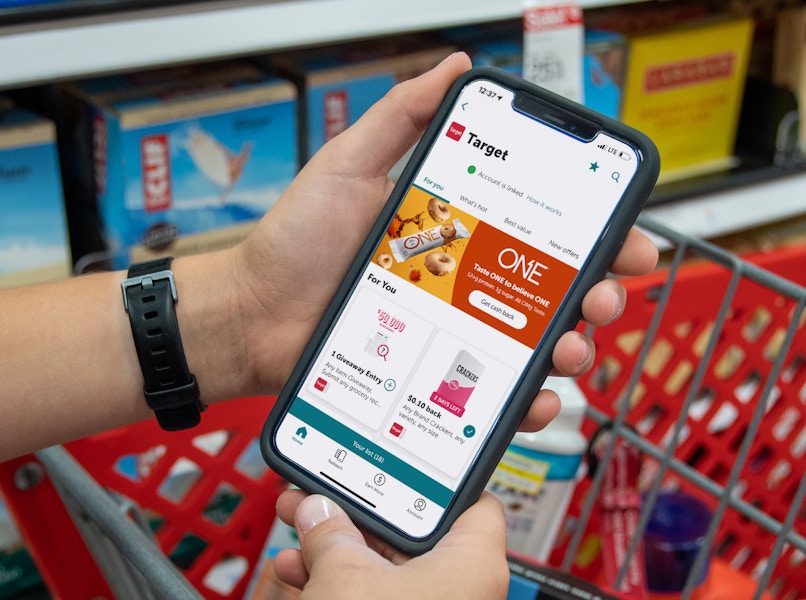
[468,290,527,330]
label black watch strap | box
[122,257,203,430]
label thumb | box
[295,495,369,575]
[321,51,472,176]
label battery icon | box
[617,150,632,161]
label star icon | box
[589,162,600,172]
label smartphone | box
[261,67,659,555]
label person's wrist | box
[233,220,331,396]
[170,249,253,405]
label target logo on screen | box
[446,121,466,141]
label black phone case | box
[260,66,660,555]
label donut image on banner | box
[375,186,480,304]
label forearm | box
[0,247,250,461]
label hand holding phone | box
[262,66,659,555]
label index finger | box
[320,51,473,178]
[609,227,658,276]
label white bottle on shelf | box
[486,376,588,562]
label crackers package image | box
[430,349,486,418]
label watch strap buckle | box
[121,269,178,313]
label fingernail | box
[577,340,593,368]
[438,50,466,66]
[296,495,341,535]
[609,286,626,322]
[439,51,459,63]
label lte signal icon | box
[597,143,607,150]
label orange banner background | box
[375,185,578,347]
[452,221,579,347]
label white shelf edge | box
[1,0,643,89]
[641,171,806,251]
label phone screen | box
[269,76,643,542]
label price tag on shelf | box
[522,1,585,103]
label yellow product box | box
[773,6,806,147]
[620,18,754,181]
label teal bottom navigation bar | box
[289,398,454,507]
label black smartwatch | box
[122,257,204,430]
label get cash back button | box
[469,290,527,330]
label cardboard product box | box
[583,30,626,121]
[0,107,71,288]
[619,17,754,181]
[75,68,298,269]
[584,1,711,36]
[448,24,624,120]
[66,60,266,106]
[441,20,524,75]
[60,61,272,268]
[773,6,806,148]
[271,39,454,165]
[472,38,525,76]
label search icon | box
[377,344,389,361]
[611,171,620,182]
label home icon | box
[295,426,308,439]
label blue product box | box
[0,107,71,288]
[473,39,525,75]
[272,39,454,164]
[583,30,626,120]
[444,20,524,75]
[78,66,298,268]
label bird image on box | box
[186,129,252,203]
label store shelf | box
[4,0,801,244]
[0,0,642,89]
[643,169,806,250]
